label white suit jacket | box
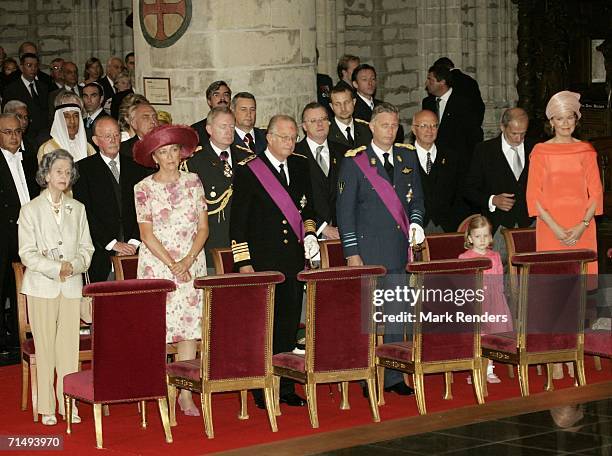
[18,189,94,299]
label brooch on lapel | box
[65,204,73,214]
[300,195,307,208]
[406,187,413,203]
[401,167,412,174]
[339,181,345,194]
[332,157,337,165]
[370,157,377,167]
[441,158,446,165]
[396,155,403,163]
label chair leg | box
[366,377,380,423]
[103,405,110,416]
[507,364,515,378]
[93,403,103,449]
[376,365,385,406]
[305,382,319,429]
[340,381,350,410]
[443,372,453,400]
[140,400,147,428]
[273,376,281,416]
[576,359,586,386]
[30,362,38,422]
[472,366,485,405]
[481,358,488,398]
[544,363,555,392]
[518,363,530,397]
[167,384,177,427]
[21,361,28,411]
[202,393,214,439]
[263,386,278,432]
[594,356,602,371]
[157,398,173,444]
[536,364,543,376]
[64,395,72,434]
[413,373,426,415]
[238,390,249,420]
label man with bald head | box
[411,109,464,233]
[99,56,125,100]
[73,116,150,282]
[464,107,537,261]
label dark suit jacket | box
[119,135,139,159]
[233,127,267,155]
[422,90,483,178]
[328,118,372,148]
[191,119,209,147]
[464,135,537,233]
[97,76,115,100]
[2,78,50,140]
[294,138,348,228]
[317,73,334,117]
[184,143,252,265]
[73,153,150,282]
[353,95,405,143]
[450,68,485,126]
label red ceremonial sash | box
[248,157,304,242]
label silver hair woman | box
[18,148,94,426]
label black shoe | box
[279,392,306,407]
[384,382,414,396]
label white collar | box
[438,87,452,102]
[86,107,104,119]
[264,149,287,169]
[210,141,231,159]
[21,74,37,87]
[1,147,22,161]
[415,140,436,154]
[357,92,374,108]
[306,136,328,153]
[371,141,393,165]
[334,117,354,132]
[501,134,524,154]
[235,127,255,141]
[99,152,119,166]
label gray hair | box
[371,102,399,123]
[36,149,79,188]
[206,106,234,125]
[54,90,83,111]
[3,100,27,114]
[230,92,256,111]
[0,113,20,123]
[267,114,298,134]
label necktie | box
[244,133,256,153]
[278,163,288,186]
[86,116,93,129]
[435,97,441,118]
[510,146,523,180]
[29,82,39,102]
[315,145,328,176]
[220,150,232,177]
[345,126,354,145]
[426,151,432,175]
[382,152,394,182]
[109,159,120,183]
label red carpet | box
[0,357,610,455]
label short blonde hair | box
[464,215,493,249]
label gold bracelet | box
[187,252,197,260]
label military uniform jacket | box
[337,143,425,271]
[184,142,252,264]
[229,152,317,277]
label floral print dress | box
[134,171,207,343]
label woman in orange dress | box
[526,90,603,379]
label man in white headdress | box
[37,90,96,163]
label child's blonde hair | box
[464,215,494,249]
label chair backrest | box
[512,250,596,353]
[297,266,386,372]
[422,232,466,261]
[319,240,346,268]
[11,262,30,346]
[111,254,139,280]
[502,227,536,292]
[210,247,234,274]
[84,279,176,402]
[457,214,481,232]
[194,272,285,381]
[407,258,492,363]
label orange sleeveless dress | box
[526,141,603,275]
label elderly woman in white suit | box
[18,149,94,426]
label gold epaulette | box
[303,219,316,233]
[394,143,416,150]
[235,144,253,154]
[291,152,307,159]
[345,145,366,158]
[238,154,257,166]
[354,118,369,125]
[231,240,251,263]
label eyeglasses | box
[97,133,121,141]
[304,117,329,125]
[271,133,298,143]
[412,123,439,130]
[0,128,23,136]
[16,114,29,120]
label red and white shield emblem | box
[140,0,192,48]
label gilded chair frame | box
[110,254,139,281]
[210,247,233,274]
[420,232,466,262]
[319,239,344,268]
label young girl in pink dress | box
[459,215,513,383]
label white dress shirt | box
[334,117,355,142]
[306,137,329,172]
[1,147,31,206]
[414,141,437,172]
[210,141,233,168]
[264,149,289,185]
[357,92,374,110]
[437,87,453,123]
[488,134,526,212]
[371,141,393,165]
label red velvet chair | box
[272,266,386,428]
[421,232,466,261]
[501,227,536,294]
[457,214,481,232]
[63,279,176,449]
[210,247,234,274]
[319,240,346,268]
[166,272,285,438]
[375,258,491,415]
[110,254,139,280]
[12,262,93,422]
[481,250,597,397]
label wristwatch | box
[582,219,590,227]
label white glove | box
[303,234,320,260]
[409,223,425,245]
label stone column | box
[133,0,317,126]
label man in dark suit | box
[230,114,318,409]
[464,107,536,263]
[13,42,52,88]
[48,61,81,125]
[0,113,39,349]
[2,53,50,141]
[295,102,348,239]
[336,54,360,93]
[434,57,485,125]
[98,56,125,102]
[231,92,267,154]
[73,117,149,283]
[411,109,465,233]
[191,81,231,146]
[119,102,158,158]
[82,82,107,147]
[328,84,372,148]
[48,58,65,91]
[337,103,424,395]
[183,107,252,267]
[422,64,483,190]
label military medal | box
[370,157,377,166]
[339,181,345,194]
[223,162,233,178]
[406,187,413,202]
[396,155,402,163]
[402,167,412,174]
[442,158,446,165]
[300,195,307,208]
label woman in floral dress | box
[133,124,208,416]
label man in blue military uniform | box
[337,102,425,396]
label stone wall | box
[0,0,133,77]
